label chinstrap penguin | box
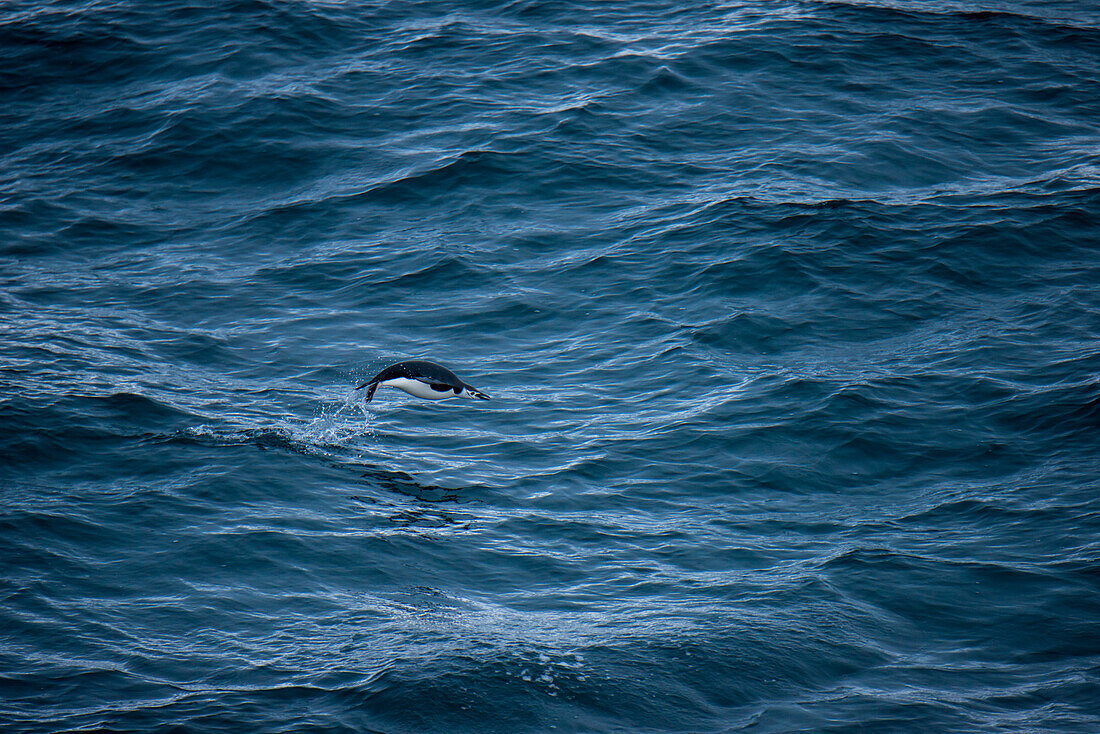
[356,360,490,402]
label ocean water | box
[2,0,1100,731]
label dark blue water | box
[3,0,1100,731]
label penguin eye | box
[454,387,462,394]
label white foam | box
[304,387,375,444]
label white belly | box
[382,377,454,400]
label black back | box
[366,360,462,389]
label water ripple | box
[2,0,1099,731]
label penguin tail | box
[357,381,380,402]
[464,385,491,400]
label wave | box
[3,0,1100,731]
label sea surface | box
[2,0,1100,731]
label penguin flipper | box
[357,381,380,402]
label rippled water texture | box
[3,0,1100,731]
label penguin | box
[356,360,490,402]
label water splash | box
[306,387,375,444]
